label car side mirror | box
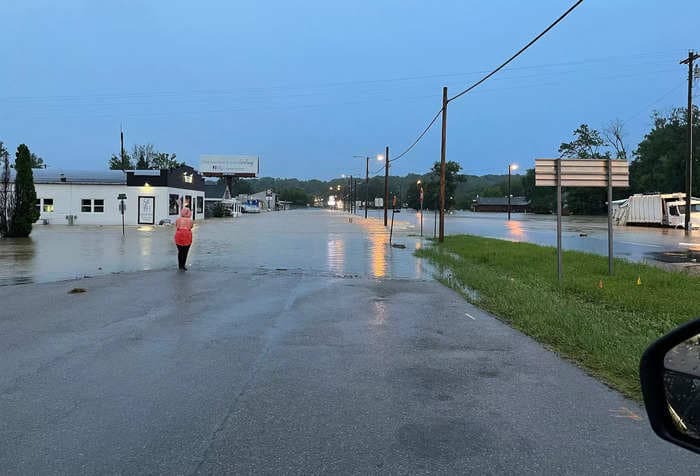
[640,317,700,454]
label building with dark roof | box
[472,196,530,213]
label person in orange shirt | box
[174,207,194,271]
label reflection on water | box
[506,220,525,240]
[326,236,345,275]
[0,210,430,285]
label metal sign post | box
[419,183,424,237]
[536,159,629,281]
[607,157,614,275]
[117,193,127,237]
[556,159,562,281]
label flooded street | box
[367,208,700,264]
[2,208,699,286]
[0,209,430,286]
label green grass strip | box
[416,235,700,401]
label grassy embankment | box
[416,235,700,400]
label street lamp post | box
[368,158,372,218]
[508,163,518,221]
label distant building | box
[203,180,241,216]
[249,190,277,211]
[20,166,205,226]
[472,196,530,213]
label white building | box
[27,167,206,226]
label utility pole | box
[681,50,699,234]
[365,157,369,219]
[120,125,126,170]
[439,87,448,242]
[384,146,389,226]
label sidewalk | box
[0,267,696,474]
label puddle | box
[435,264,481,302]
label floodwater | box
[366,208,700,263]
[0,209,430,286]
[3,208,699,286]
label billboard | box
[199,155,259,177]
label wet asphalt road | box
[1,211,699,474]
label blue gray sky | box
[1,1,697,179]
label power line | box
[390,108,443,163]
[382,0,584,168]
[0,52,675,105]
[449,0,584,103]
[623,80,686,123]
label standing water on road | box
[0,209,429,286]
[366,208,700,266]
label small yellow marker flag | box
[598,279,604,289]
[636,277,642,286]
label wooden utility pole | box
[120,125,126,170]
[439,87,448,242]
[681,50,699,234]
[384,146,389,226]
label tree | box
[603,119,628,161]
[559,124,607,159]
[7,144,40,237]
[109,153,133,170]
[30,152,45,168]
[151,152,183,170]
[630,107,700,194]
[279,188,310,206]
[523,168,556,213]
[0,142,13,236]
[558,124,609,214]
[404,161,463,210]
[107,143,180,170]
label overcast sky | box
[1,1,697,179]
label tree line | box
[108,143,183,171]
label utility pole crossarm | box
[680,52,700,65]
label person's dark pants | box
[177,245,190,269]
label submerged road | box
[368,209,700,267]
[0,211,698,474]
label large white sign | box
[200,155,259,176]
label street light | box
[508,163,518,221]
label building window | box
[93,199,104,213]
[196,196,203,214]
[43,198,54,212]
[81,199,92,212]
[36,201,41,215]
[184,195,192,210]
[169,194,180,215]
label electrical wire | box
[390,108,443,163]
[623,80,686,123]
[449,0,584,103]
[383,0,584,167]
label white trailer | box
[612,193,700,229]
